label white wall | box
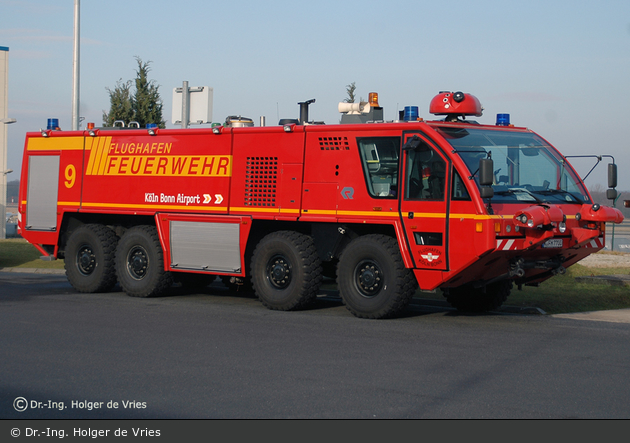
[1,47,9,239]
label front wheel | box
[64,224,118,293]
[337,235,417,319]
[115,225,172,298]
[250,231,322,311]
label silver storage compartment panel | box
[170,221,242,272]
[26,155,60,231]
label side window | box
[357,137,400,198]
[451,170,471,200]
[404,141,447,201]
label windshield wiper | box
[494,188,543,203]
[534,189,583,203]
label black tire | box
[337,234,417,319]
[250,231,322,311]
[445,281,512,313]
[64,224,118,293]
[115,225,172,298]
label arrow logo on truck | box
[203,194,223,204]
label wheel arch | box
[245,219,399,265]
[58,213,155,259]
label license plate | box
[542,239,563,248]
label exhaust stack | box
[299,99,315,124]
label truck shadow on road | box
[0,272,519,319]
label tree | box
[344,82,357,103]
[103,57,165,128]
[102,79,133,127]
[131,57,165,128]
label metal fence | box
[606,220,630,252]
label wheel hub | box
[355,260,382,297]
[127,246,148,280]
[77,245,96,275]
[267,255,291,289]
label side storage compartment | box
[25,155,60,231]
[20,134,86,258]
[170,220,242,273]
[156,213,253,275]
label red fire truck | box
[18,91,623,318]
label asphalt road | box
[1,272,630,419]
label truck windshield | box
[436,126,589,204]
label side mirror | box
[479,158,494,186]
[607,189,618,200]
[480,186,494,199]
[479,158,494,200]
[608,163,617,189]
[403,135,422,151]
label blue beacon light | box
[496,113,510,126]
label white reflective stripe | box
[496,239,515,250]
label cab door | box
[399,132,450,271]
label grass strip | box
[0,238,65,269]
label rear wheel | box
[65,224,118,293]
[445,281,512,312]
[337,235,417,319]
[250,231,322,311]
[115,225,172,298]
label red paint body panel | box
[18,118,623,292]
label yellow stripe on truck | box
[27,136,84,151]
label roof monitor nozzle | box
[298,99,316,124]
[429,91,483,121]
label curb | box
[410,297,546,315]
[552,308,630,324]
[575,274,630,287]
[0,267,66,275]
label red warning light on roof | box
[429,91,483,117]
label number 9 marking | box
[64,164,76,188]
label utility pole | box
[1,46,16,239]
[180,81,189,129]
[71,0,80,130]
[610,192,621,251]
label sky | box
[2,0,630,191]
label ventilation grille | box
[245,157,278,207]
[319,136,349,151]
